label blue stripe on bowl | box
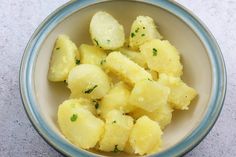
[19,0,226,157]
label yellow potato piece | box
[129,16,163,50]
[99,110,134,152]
[129,116,163,155]
[131,103,173,130]
[140,39,183,77]
[58,99,104,149]
[105,51,152,85]
[158,74,197,110]
[129,80,170,112]
[119,48,147,68]
[100,82,135,119]
[79,44,107,67]
[90,11,125,50]
[67,64,110,99]
[48,35,78,81]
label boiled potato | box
[124,141,135,154]
[105,51,152,85]
[146,69,158,81]
[158,74,197,110]
[48,35,78,81]
[79,44,107,67]
[67,64,110,99]
[140,39,183,77]
[129,80,170,112]
[129,116,162,155]
[99,110,134,152]
[131,103,173,129]
[58,100,104,149]
[129,16,163,50]
[119,48,147,68]
[99,82,135,119]
[59,98,97,115]
[90,11,125,50]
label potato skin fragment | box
[105,51,152,85]
[90,11,125,50]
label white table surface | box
[0,0,235,156]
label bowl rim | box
[19,0,227,157]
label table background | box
[0,0,235,156]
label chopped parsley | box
[141,33,145,37]
[93,39,99,46]
[76,59,80,65]
[70,114,78,122]
[112,120,116,124]
[143,26,146,29]
[107,39,111,43]
[56,47,60,50]
[148,78,152,81]
[135,27,139,33]
[100,59,106,65]
[152,48,157,56]
[113,145,120,153]
[93,100,99,109]
[131,32,135,38]
[84,85,98,94]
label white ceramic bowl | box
[20,1,226,157]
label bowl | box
[19,0,226,156]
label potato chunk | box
[129,16,163,50]
[90,11,125,50]
[100,82,135,119]
[131,103,173,129]
[119,48,147,68]
[158,74,197,110]
[140,39,183,77]
[58,100,104,149]
[48,35,78,81]
[68,64,110,99]
[99,110,134,152]
[129,80,170,112]
[129,116,163,155]
[105,51,152,85]
[79,44,107,67]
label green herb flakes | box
[100,59,106,65]
[76,59,80,65]
[152,48,157,56]
[112,120,116,124]
[107,39,111,43]
[56,47,60,50]
[141,33,145,37]
[131,32,135,38]
[113,145,120,153]
[70,114,78,122]
[135,27,139,33]
[94,39,99,46]
[143,27,146,29]
[93,100,99,109]
[84,85,98,94]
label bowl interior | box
[34,1,212,156]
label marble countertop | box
[0,0,235,156]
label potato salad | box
[48,11,197,155]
